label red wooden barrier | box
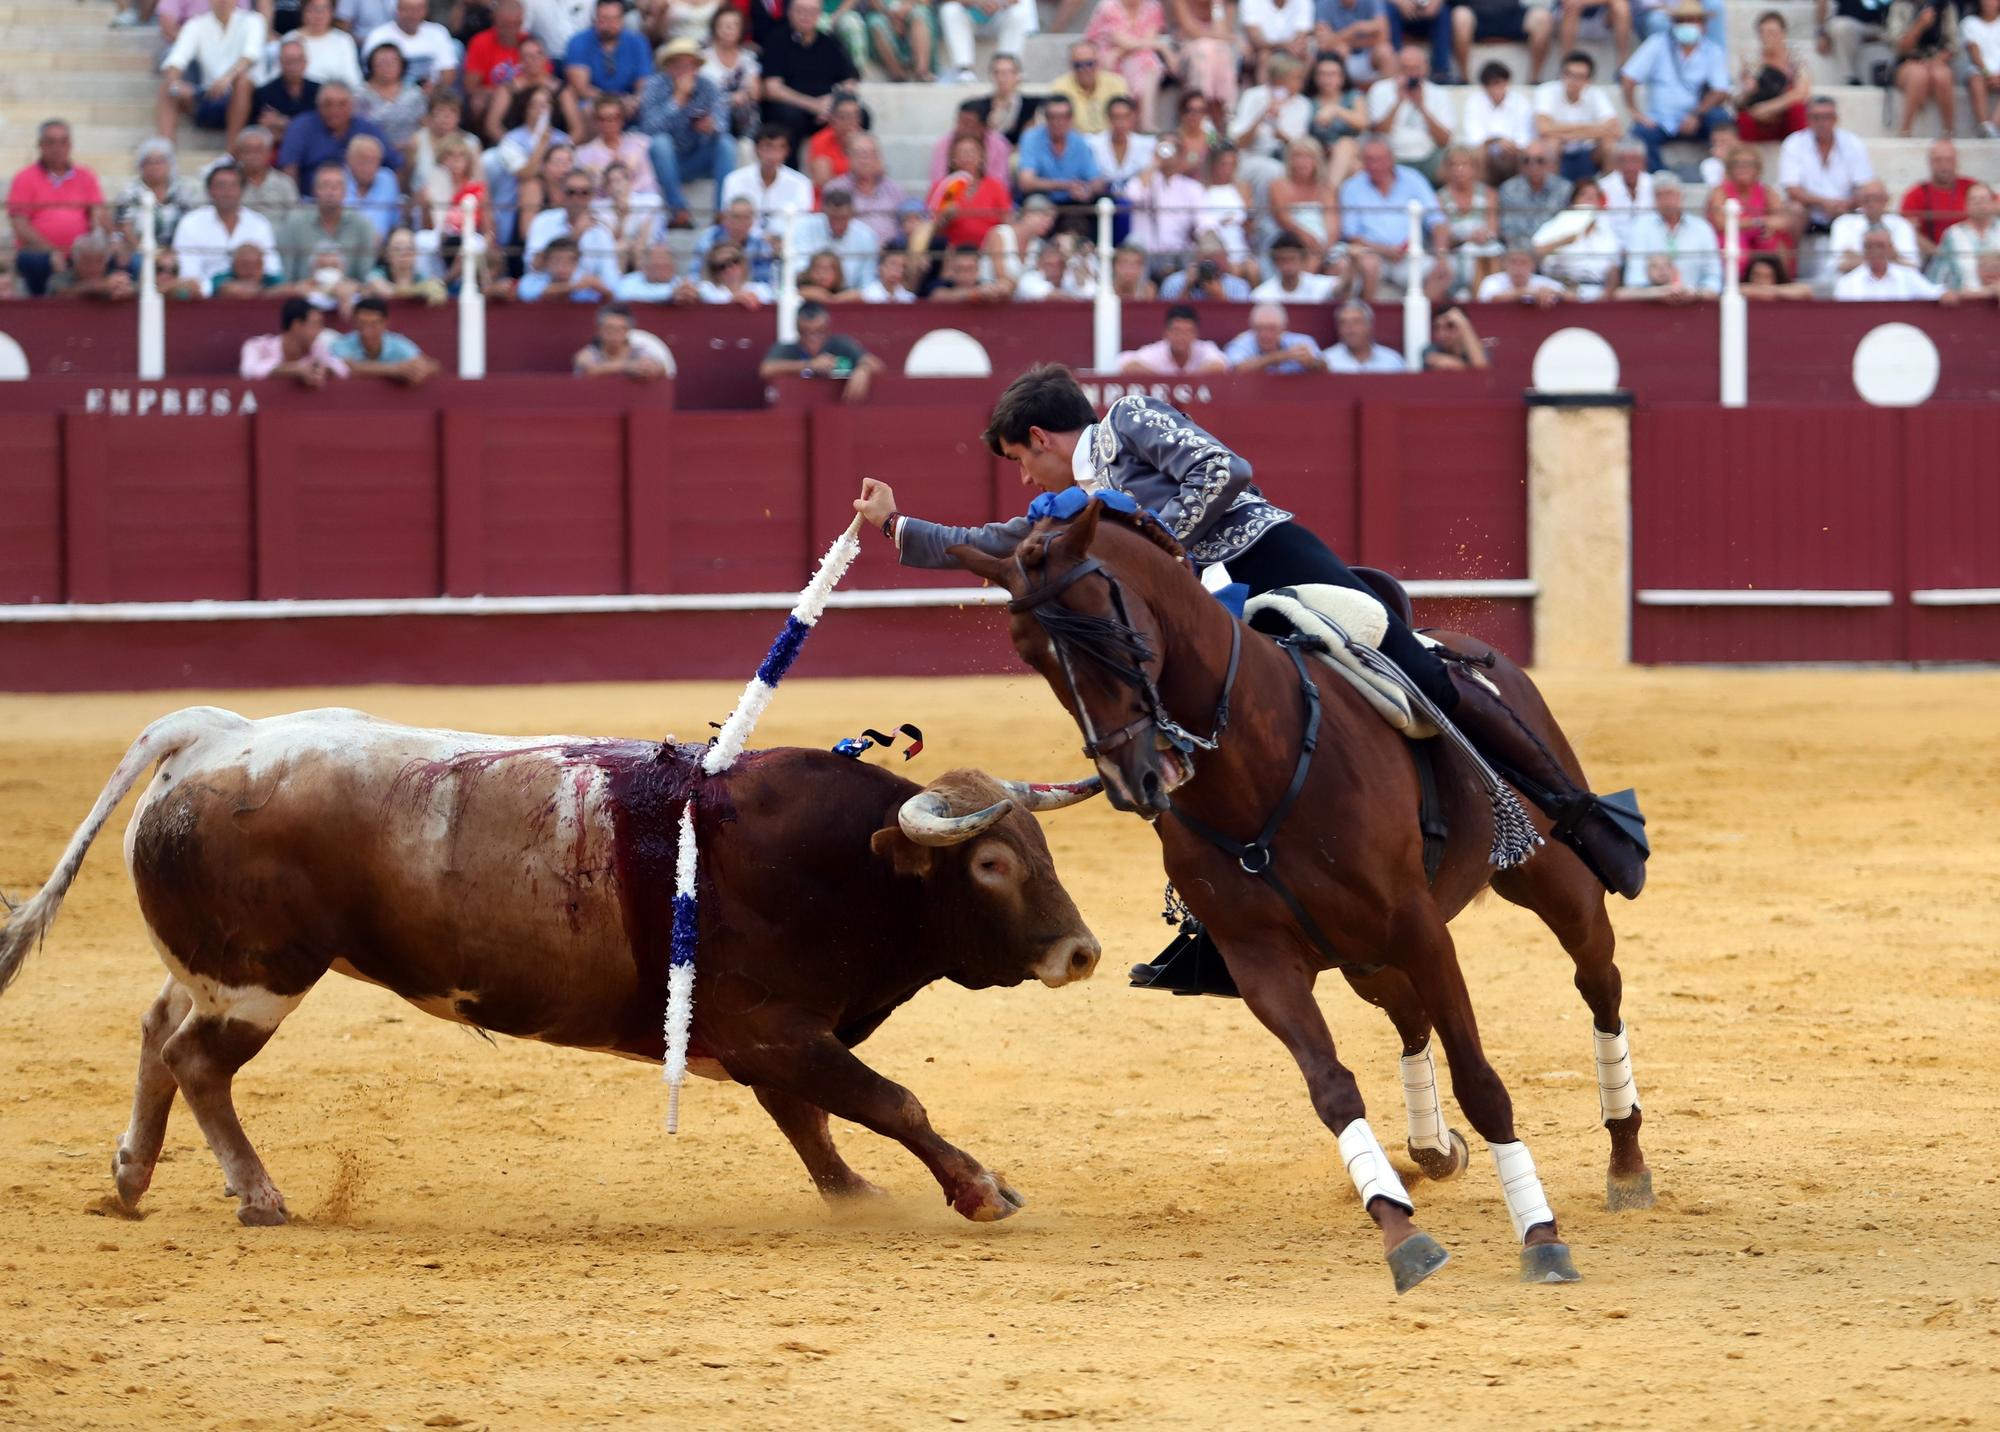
[255,411,441,599]
[0,416,61,605]
[1904,408,2000,663]
[442,410,629,596]
[62,414,256,603]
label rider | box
[853,362,1648,902]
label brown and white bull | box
[0,706,1102,1227]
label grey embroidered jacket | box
[895,395,1294,570]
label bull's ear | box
[949,543,1017,591]
[870,825,934,878]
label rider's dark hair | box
[982,363,1097,456]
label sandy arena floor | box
[0,669,1996,1431]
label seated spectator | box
[519,234,614,300]
[1831,180,1921,271]
[1267,138,1344,269]
[859,246,920,301]
[1534,50,1619,182]
[1196,146,1257,277]
[365,226,449,301]
[212,239,285,296]
[1171,88,1224,155]
[967,52,1042,146]
[566,0,655,115]
[486,35,580,144]
[1892,0,1958,138]
[1706,145,1797,277]
[420,134,491,239]
[1015,239,1095,299]
[1599,137,1654,246]
[1834,226,1952,299]
[297,0,364,89]
[940,5,1036,89]
[589,157,658,268]
[1125,136,1206,262]
[1558,0,1634,75]
[1939,183,2000,288]
[804,94,866,190]
[1496,141,1570,248]
[844,135,909,244]
[1171,0,1240,108]
[759,299,883,399]
[150,247,208,300]
[577,95,660,196]
[696,242,774,305]
[931,104,1012,192]
[251,39,322,146]
[758,0,861,163]
[1778,97,1874,233]
[240,294,350,383]
[280,83,401,188]
[48,235,137,300]
[277,162,378,281]
[637,37,734,227]
[355,43,427,150]
[928,136,1016,250]
[1739,251,1814,298]
[1901,139,1977,260]
[1623,171,1720,293]
[1159,234,1256,298]
[1967,0,2000,136]
[1315,0,1396,85]
[1732,10,1811,142]
[1018,99,1108,230]
[796,248,859,302]
[156,0,265,142]
[1422,306,1488,369]
[1057,37,1138,133]
[695,196,778,284]
[232,125,302,224]
[365,0,461,89]
[331,293,440,382]
[340,0,399,36]
[1324,297,1404,371]
[616,239,696,300]
[463,0,528,129]
[576,302,675,378]
[1243,0,1317,85]
[791,186,882,288]
[1454,4,1551,89]
[1110,241,1158,298]
[1614,251,1707,300]
[1367,45,1453,180]
[1117,303,1229,375]
[721,125,816,240]
[115,139,204,255]
[1476,243,1564,302]
[344,134,404,247]
[299,238,365,305]
[1090,96,1158,195]
[926,244,1010,302]
[1619,0,1731,174]
[1957,249,2000,297]
[1459,61,1536,185]
[1255,231,1342,299]
[175,160,282,287]
[1435,142,1501,295]
[864,0,940,83]
[1339,137,1447,301]
[984,194,1057,286]
[1532,175,1620,294]
[1226,302,1326,372]
[525,170,622,282]
[1306,56,1370,156]
[1230,56,1315,189]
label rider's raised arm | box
[893,514,1037,570]
[1101,396,1254,551]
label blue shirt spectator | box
[1338,160,1443,248]
[1158,268,1252,300]
[1017,120,1102,192]
[1315,0,1385,33]
[330,328,421,364]
[693,213,777,285]
[1224,326,1324,373]
[279,103,401,185]
[344,165,402,246]
[1619,30,1729,133]
[565,24,653,97]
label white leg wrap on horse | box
[1594,1023,1640,1124]
[1490,1140,1556,1241]
[1399,1042,1451,1155]
[1338,1118,1414,1216]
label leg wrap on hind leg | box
[1338,1118,1414,1215]
[1399,1041,1451,1155]
[1490,1140,1555,1240]
[1594,1023,1639,1124]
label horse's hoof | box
[1520,1241,1582,1284]
[111,1148,150,1210]
[1606,1169,1656,1211]
[236,1200,288,1228]
[1408,1129,1470,1182]
[952,1172,1025,1223]
[1386,1232,1450,1294]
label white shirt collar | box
[1071,423,1101,490]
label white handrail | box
[776,204,800,342]
[137,188,164,380]
[456,192,486,380]
[1092,195,1118,372]
[1719,197,1745,407]
[1401,199,1429,371]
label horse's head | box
[954,500,1211,820]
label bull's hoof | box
[1408,1129,1470,1183]
[111,1148,151,1210]
[1386,1232,1450,1294]
[952,1172,1025,1223]
[1606,1169,1656,1211]
[236,1199,289,1228]
[1520,1241,1582,1284]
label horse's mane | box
[1090,502,1187,565]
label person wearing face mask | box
[1619,0,1733,173]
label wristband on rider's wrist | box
[882,512,901,543]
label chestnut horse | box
[955,501,1654,1293]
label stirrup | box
[1130,920,1240,998]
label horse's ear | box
[950,543,1018,591]
[1051,498,1103,560]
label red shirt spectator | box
[1901,140,1977,248]
[8,120,106,297]
[463,0,525,87]
[925,135,1011,249]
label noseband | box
[1008,555,1241,766]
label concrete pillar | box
[1526,395,1632,670]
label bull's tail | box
[0,706,242,999]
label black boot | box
[1446,676,1650,899]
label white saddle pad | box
[1242,584,1440,738]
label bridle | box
[1007,554,1241,767]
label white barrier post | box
[1719,197,1746,408]
[1092,194,1118,372]
[456,193,486,380]
[1402,198,1429,371]
[137,189,164,380]
[777,205,800,343]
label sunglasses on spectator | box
[1524,153,1549,163]
[1071,57,1096,68]
[566,185,593,197]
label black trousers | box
[1226,519,1461,714]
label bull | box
[0,706,1102,1227]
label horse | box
[952,499,1654,1293]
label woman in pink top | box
[1705,145,1799,277]
[1086,0,1175,130]
[1168,0,1239,110]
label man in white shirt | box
[786,186,881,287]
[1325,298,1406,371]
[523,0,596,56]
[1230,55,1314,185]
[1013,244,1094,301]
[1834,227,1953,299]
[1778,97,1875,229]
[1475,245,1564,302]
[171,160,280,287]
[719,124,816,242]
[1367,45,1454,175]
[523,167,623,284]
[1597,139,1656,247]
[155,0,266,139]
[1533,49,1619,181]
[1087,96,1157,192]
[858,247,919,302]
[1243,0,1317,79]
[1621,171,1720,292]
[1830,179,1921,271]
[1253,234,1341,300]
[1458,61,1535,183]
[363,0,461,90]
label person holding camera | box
[1365,44,1452,179]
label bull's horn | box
[897,790,1015,847]
[998,776,1104,812]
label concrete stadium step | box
[0,71,162,103]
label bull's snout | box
[1034,932,1102,987]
